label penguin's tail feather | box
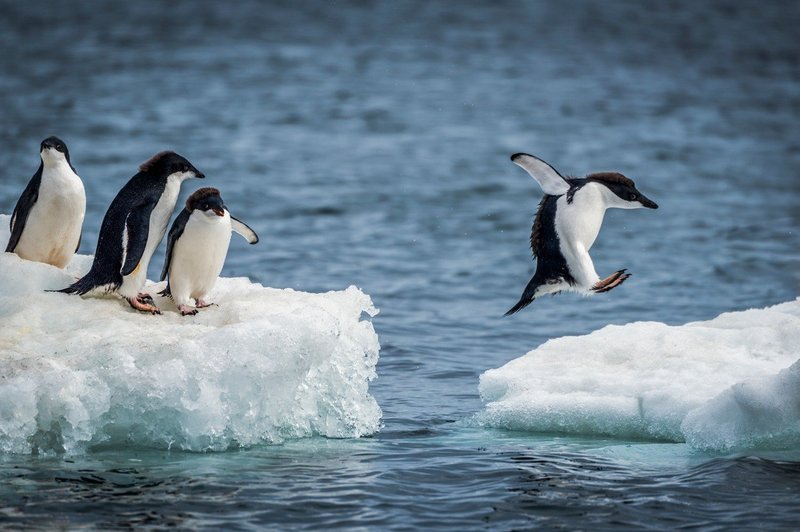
[50,268,118,296]
[504,294,535,316]
[53,277,94,295]
[504,274,544,316]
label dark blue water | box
[1,0,799,528]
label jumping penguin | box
[159,187,258,316]
[58,151,204,314]
[505,153,658,316]
[5,136,85,268]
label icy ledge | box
[0,215,381,454]
[478,299,800,452]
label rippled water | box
[1,0,799,528]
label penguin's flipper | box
[231,215,259,244]
[5,170,42,253]
[160,209,190,281]
[511,153,570,196]
[121,202,157,277]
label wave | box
[0,215,382,454]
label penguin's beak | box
[206,195,225,216]
[190,165,205,179]
[639,194,658,209]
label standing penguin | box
[160,187,258,316]
[58,151,204,314]
[506,153,658,316]
[5,136,85,268]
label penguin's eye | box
[629,193,637,200]
[202,203,209,210]
[56,145,65,152]
[181,164,189,172]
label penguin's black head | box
[139,151,205,181]
[587,172,659,210]
[187,187,226,217]
[40,136,71,163]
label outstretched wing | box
[230,214,259,244]
[511,153,570,196]
[5,168,42,253]
[121,200,158,276]
[160,208,190,281]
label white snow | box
[478,299,800,452]
[682,358,800,451]
[0,215,382,454]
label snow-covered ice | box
[682,358,800,451]
[0,215,382,454]
[478,299,800,452]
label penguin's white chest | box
[553,183,608,288]
[119,174,187,298]
[169,212,232,304]
[144,176,183,262]
[15,164,86,268]
[554,184,607,252]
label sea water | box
[1,0,799,529]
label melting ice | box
[479,298,800,452]
[0,215,381,454]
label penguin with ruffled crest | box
[159,187,258,316]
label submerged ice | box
[0,215,381,454]
[479,299,800,452]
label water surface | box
[1,0,799,528]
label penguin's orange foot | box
[128,294,161,314]
[592,269,631,294]
[196,299,216,309]
[179,305,198,316]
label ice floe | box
[478,299,800,451]
[0,215,381,454]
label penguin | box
[58,151,204,314]
[159,187,258,316]
[505,153,658,316]
[5,136,85,268]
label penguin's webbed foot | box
[592,269,631,294]
[196,299,217,309]
[128,294,161,314]
[178,304,198,316]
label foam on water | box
[0,215,382,454]
[478,300,800,452]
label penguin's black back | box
[5,163,43,253]
[60,172,167,295]
[530,195,574,285]
[505,194,575,315]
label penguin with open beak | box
[505,153,658,316]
